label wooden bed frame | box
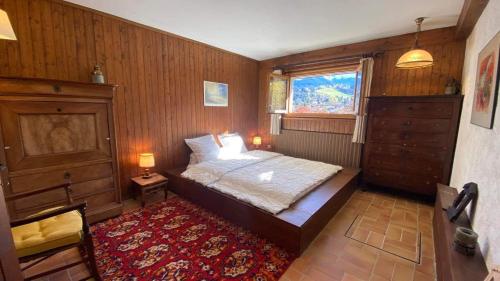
[165,167,360,254]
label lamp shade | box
[139,153,155,168]
[252,136,262,146]
[396,48,434,69]
[0,9,16,40]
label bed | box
[165,150,360,254]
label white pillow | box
[187,153,199,168]
[184,135,220,163]
[218,133,248,154]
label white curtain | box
[352,57,374,143]
[270,113,282,135]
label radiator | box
[271,130,362,168]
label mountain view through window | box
[290,71,359,114]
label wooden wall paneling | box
[0,0,259,198]
[4,0,19,76]
[15,0,32,77]
[257,27,466,168]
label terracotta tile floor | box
[280,189,436,281]
[23,189,436,281]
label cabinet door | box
[0,101,112,171]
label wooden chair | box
[5,177,101,281]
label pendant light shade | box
[0,9,16,40]
[396,49,434,68]
[396,17,433,69]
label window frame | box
[267,73,289,114]
[285,65,361,119]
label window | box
[289,70,361,115]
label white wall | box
[450,0,500,269]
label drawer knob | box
[404,121,412,126]
[4,146,10,150]
[426,181,430,185]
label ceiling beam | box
[455,0,490,39]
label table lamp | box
[139,153,155,179]
[0,9,17,40]
[252,136,262,149]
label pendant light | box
[396,17,433,69]
[0,9,17,40]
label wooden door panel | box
[0,101,111,171]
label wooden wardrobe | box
[362,95,463,196]
[0,77,122,223]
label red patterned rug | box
[92,197,295,280]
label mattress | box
[181,150,342,214]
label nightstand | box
[131,173,168,207]
[253,144,273,151]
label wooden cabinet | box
[0,173,23,281]
[0,77,122,223]
[362,95,462,196]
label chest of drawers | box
[362,95,463,196]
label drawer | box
[13,188,117,218]
[12,176,115,213]
[364,168,438,195]
[370,101,453,118]
[79,190,117,210]
[367,154,402,172]
[365,143,404,158]
[369,131,448,147]
[366,151,443,176]
[365,143,447,162]
[9,162,114,193]
[403,158,443,177]
[370,117,451,133]
[405,146,448,161]
[364,169,403,188]
[399,175,438,195]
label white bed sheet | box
[181,150,342,214]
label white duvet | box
[181,150,342,214]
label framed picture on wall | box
[204,81,228,107]
[471,31,500,129]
